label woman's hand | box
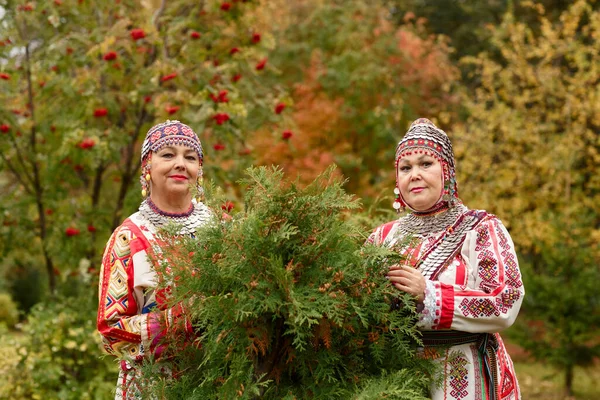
[386,264,426,303]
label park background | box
[1,0,600,398]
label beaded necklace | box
[146,197,195,218]
[397,202,468,238]
[138,198,212,236]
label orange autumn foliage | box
[252,7,459,203]
[251,53,346,187]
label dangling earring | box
[447,175,458,207]
[442,181,451,203]
[141,161,151,198]
[142,173,151,198]
[441,163,455,206]
[393,187,405,213]
[195,168,204,202]
[393,159,406,213]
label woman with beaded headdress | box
[368,118,524,400]
[97,120,213,399]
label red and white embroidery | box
[370,212,524,400]
[448,355,469,399]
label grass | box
[515,361,600,400]
[0,328,26,399]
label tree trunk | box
[43,249,56,296]
[112,169,134,231]
[564,364,574,397]
[24,42,56,295]
[87,164,106,262]
[111,107,147,230]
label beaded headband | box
[141,120,203,163]
[395,118,455,169]
[140,120,204,200]
[393,118,459,211]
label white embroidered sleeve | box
[416,280,439,329]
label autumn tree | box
[451,1,600,395]
[386,0,600,71]
[247,0,460,206]
[387,0,509,61]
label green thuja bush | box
[0,291,116,400]
[140,166,435,399]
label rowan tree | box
[0,0,287,295]
[0,1,289,396]
[248,0,460,205]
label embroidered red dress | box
[97,200,212,399]
[369,204,524,400]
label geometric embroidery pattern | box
[113,341,141,358]
[501,367,515,396]
[448,355,469,399]
[495,224,523,288]
[97,221,149,358]
[497,288,521,313]
[477,249,499,293]
[97,213,210,399]
[369,212,522,400]
[104,229,135,319]
[475,223,501,294]
[496,341,517,398]
[120,316,142,334]
[475,224,491,251]
[460,298,500,318]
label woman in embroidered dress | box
[97,120,212,399]
[368,118,524,400]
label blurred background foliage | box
[0,0,599,398]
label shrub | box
[0,292,117,399]
[0,293,19,328]
[1,255,46,315]
[139,167,433,399]
[9,264,45,315]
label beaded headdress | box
[140,120,204,200]
[393,118,458,212]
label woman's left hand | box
[387,265,426,302]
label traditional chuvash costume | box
[97,120,212,399]
[369,118,524,400]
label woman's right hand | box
[386,264,426,303]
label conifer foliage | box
[144,167,433,399]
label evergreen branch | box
[143,167,431,398]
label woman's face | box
[150,145,200,201]
[396,152,443,211]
